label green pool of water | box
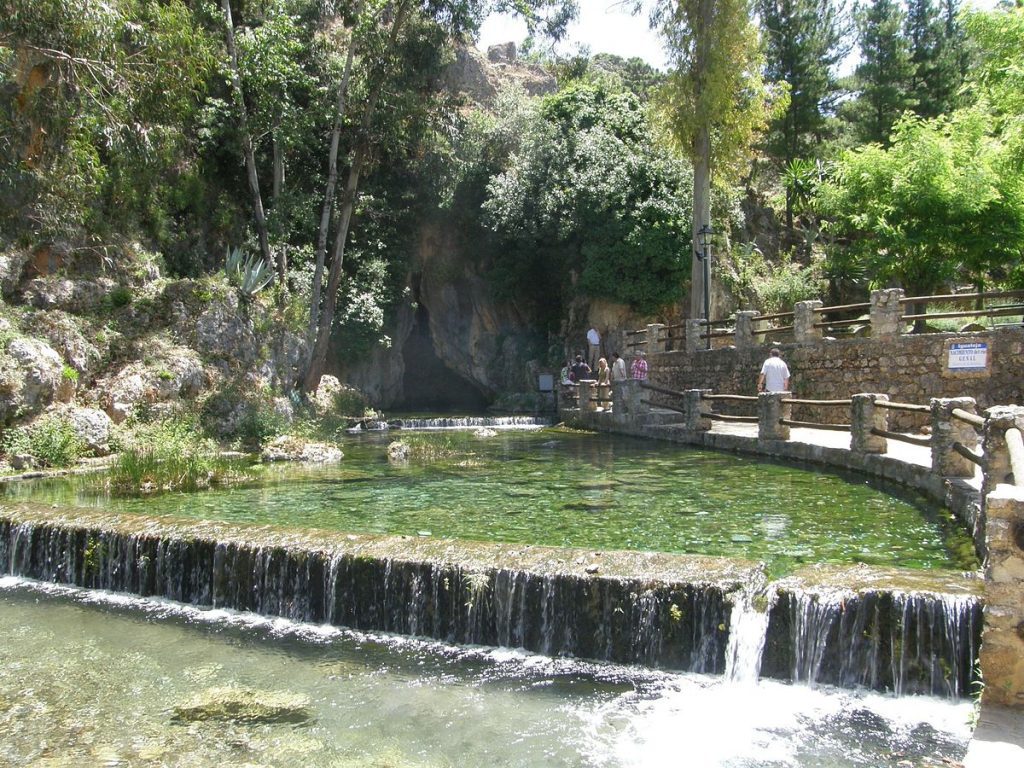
[1,429,977,572]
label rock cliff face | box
[336,45,560,410]
[338,220,541,409]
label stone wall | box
[982,484,1024,708]
[649,326,1024,430]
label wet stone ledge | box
[0,503,984,695]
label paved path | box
[691,419,984,488]
[964,703,1024,767]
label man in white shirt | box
[586,327,601,370]
[757,348,790,392]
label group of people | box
[562,325,791,394]
[559,351,647,389]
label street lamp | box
[696,224,714,350]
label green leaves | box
[814,106,1024,294]
[478,81,693,317]
[225,246,275,297]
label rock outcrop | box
[0,334,65,424]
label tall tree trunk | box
[303,0,412,393]
[691,124,712,321]
[272,122,284,201]
[272,123,287,288]
[303,145,368,392]
[308,2,362,345]
[221,0,272,270]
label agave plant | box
[224,247,274,298]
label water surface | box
[1,430,977,571]
[0,578,974,767]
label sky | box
[477,0,1005,74]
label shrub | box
[200,386,287,450]
[333,386,372,417]
[3,415,86,468]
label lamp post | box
[696,224,714,350]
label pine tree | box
[904,0,964,118]
[848,0,915,145]
[759,0,849,163]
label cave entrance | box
[400,304,489,412]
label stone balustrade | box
[633,288,912,351]
[578,387,1024,707]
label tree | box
[758,0,849,224]
[650,0,780,319]
[904,0,964,119]
[480,82,694,323]
[846,0,914,145]
[814,110,1024,300]
[0,0,216,242]
[220,0,274,277]
[962,6,1024,164]
[301,0,578,392]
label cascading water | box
[724,588,773,683]
[0,507,983,697]
[760,587,982,696]
[389,415,548,430]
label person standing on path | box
[586,326,601,370]
[757,348,790,393]
[630,350,648,380]
[610,352,627,382]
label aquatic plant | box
[108,418,253,494]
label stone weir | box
[0,503,983,696]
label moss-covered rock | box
[260,435,343,463]
[171,686,313,725]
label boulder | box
[0,336,64,422]
[487,41,517,63]
[66,407,114,455]
[27,309,102,377]
[387,441,411,462]
[260,435,343,463]
[0,249,31,297]
[100,349,207,423]
[192,291,258,366]
[310,375,343,416]
[171,686,313,725]
[22,277,118,313]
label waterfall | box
[0,515,731,672]
[760,588,982,697]
[389,416,548,430]
[724,589,773,683]
[0,511,981,696]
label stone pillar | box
[851,393,889,454]
[981,483,1024,708]
[869,288,905,339]
[758,392,791,441]
[578,379,597,413]
[735,311,758,349]
[794,300,823,343]
[685,319,704,353]
[983,406,1024,498]
[647,323,666,353]
[930,397,980,478]
[617,378,648,415]
[683,389,712,431]
[611,380,626,414]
